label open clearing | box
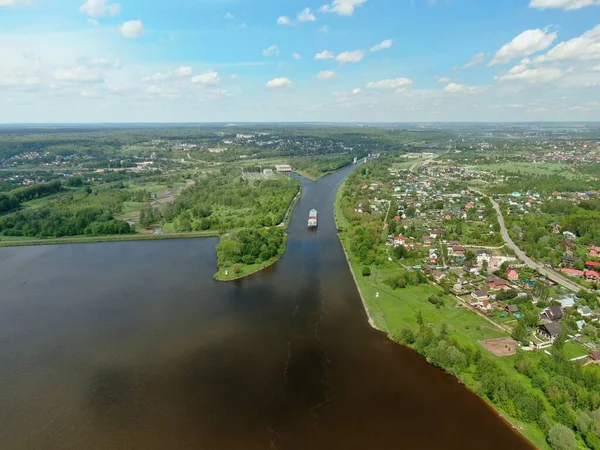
[479,337,518,356]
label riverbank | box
[0,230,220,248]
[333,180,549,450]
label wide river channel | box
[0,165,532,449]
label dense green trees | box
[157,173,299,232]
[0,186,132,238]
[217,228,286,267]
[0,180,63,214]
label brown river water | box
[0,165,532,449]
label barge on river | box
[308,209,318,229]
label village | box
[353,157,600,365]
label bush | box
[548,424,577,450]
[362,266,371,277]
[428,295,445,307]
[233,264,242,274]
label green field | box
[477,162,579,179]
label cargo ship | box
[308,209,318,229]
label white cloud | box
[266,77,292,88]
[370,39,393,52]
[79,0,121,18]
[87,19,99,26]
[498,61,563,83]
[320,0,368,16]
[594,65,600,71]
[462,52,486,69]
[119,20,144,38]
[529,0,600,10]
[535,25,600,62]
[147,85,180,99]
[366,77,413,89]
[225,12,235,20]
[262,45,280,57]
[490,28,557,65]
[293,53,302,60]
[175,66,193,77]
[435,76,451,83]
[336,50,365,63]
[54,67,103,83]
[0,0,30,6]
[191,71,219,85]
[277,16,292,25]
[297,8,316,21]
[443,82,483,94]
[317,70,336,79]
[352,88,362,95]
[315,50,335,60]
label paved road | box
[484,194,587,293]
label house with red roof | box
[485,275,508,290]
[393,235,407,247]
[507,269,519,281]
[561,268,584,278]
[586,261,600,269]
[585,270,600,280]
[450,245,466,257]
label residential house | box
[507,269,519,281]
[450,246,466,258]
[548,295,577,309]
[477,251,491,265]
[585,270,600,281]
[463,264,479,274]
[432,270,446,283]
[393,236,407,247]
[485,275,508,290]
[561,268,584,278]
[540,306,564,322]
[561,253,576,267]
[563,231,577,240]
[589,246,600,258]
[538,323,563,341]
[589,351,600,363]
[430,229,442,240]
[505,304,519,315]
[472,289,490,302]
[578,306,594,317]
[576,320,586,332]
[586,261,600,269]
[422,235,432,247]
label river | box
[0,165,531,449]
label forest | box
[145,171,300,232]
[216,227,286,273]
[0,185,133,238]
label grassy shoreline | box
[333,180,549,450]
[0,230,220,248]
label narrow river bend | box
[0,165,531,449]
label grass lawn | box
[563,340,589,360]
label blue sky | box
[0,0,599,122]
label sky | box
[0,0,599,123]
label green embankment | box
[0,230,220,248]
